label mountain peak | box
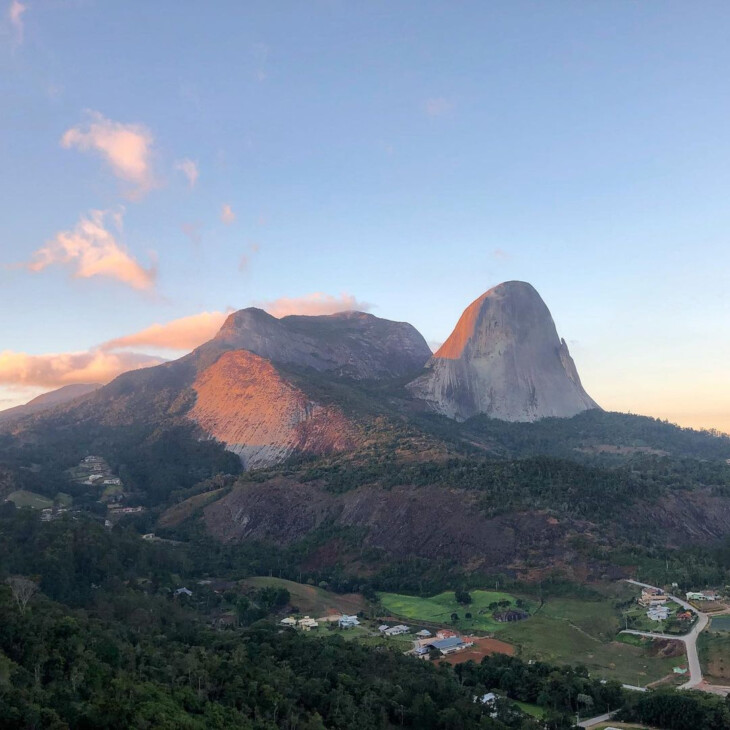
[408,281,599,422]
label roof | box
[430,637,464,650]
[416,629,431,636]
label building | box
[378,624,390,633]
[297,616,319,631]
[416,629,432,638]
[338,615,360,629]
[174,587,193,597]
[384,624,410,636]
[677,611,693,621]
[280,617,297,627]
[639,588,667,607]
[686,591,707,601]
[647,606,670,621]
[427,636,471,655]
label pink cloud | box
[221,203,235,224]
[259,292,373,318]
[28,209,157,291]
[9,0,25,45]
[61,111,156,196]
[175,158,199,188]
[101,310,230,352]
[0,349,163,389]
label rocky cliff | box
[408,281,599,421]
[188,350,357,469]
[191,308,431,379]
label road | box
[623,579,709,689]
[577,711,614,728]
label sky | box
[1,1,729,433]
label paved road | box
[623,579,709,689]
[577,711,614,727]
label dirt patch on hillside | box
[646,638,684,659]
[442,637,515,665]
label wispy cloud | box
[424,97,452,117]
[8,0,25,46]
[28,209,157,291]
[258,292,373,318]
[175,158,199,188]
[238,242,259,273]
[221,203,235,224]
[0,349,163,389]
[101,310,230,352]
[61,111,156,197]
[181,221,202,245]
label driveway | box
[623,579,709,689]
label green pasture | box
[378,590,526,633]
[5,490,53,510]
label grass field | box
[699,631,730,683]
[709,616,730,633]
[5,490,53,510]
[242,576,366,618]
[512,701,547,719]
[379,590,528,633]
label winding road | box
[622,579,709,689]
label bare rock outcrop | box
[192,308,431,379]
[188,350,357,469]
[408,281,599,421]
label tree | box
[455,588,472,605]
[7,576,37,614]
[450,612,459,623]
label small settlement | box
[638,587,670,621]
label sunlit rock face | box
[407,281,599,422]
[188,350,357,470]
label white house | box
[385,624,410,636]
[280,617,297,627]
[338,615,360,629]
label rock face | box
[193,308,431,379]
[188,350,357,469]
[407,281,599,421]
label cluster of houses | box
[280,614,361,632]
[638,587,672,621]
[686,590,720,602]
[378,623,411,637]
[411,629,474,658]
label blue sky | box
[1,1,729,431]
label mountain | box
[0,309,431,470]
[190,307,431,379]
[0,383,101,424]
[407,281,599,421]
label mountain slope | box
[0,383,101,424]
[408,281,599,421]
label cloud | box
[259,292,373,319]
[9,0,25,45]
[28,208,157,291]
[0,349,163,389]
[428,340,443,353]
[424,98,452,117]
[492,248,510,260]
[175,158,199,188]
[181,222,202,245]
[61,111,155,196]
[238,242,259,273]
[101,310,230,352]
[221,203,235,224]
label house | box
[647,606,670,621]
[427,636,471,655]
[702,591,720,601]
[384,624,410,636]
[416,629,432,638]
[298,616,319,631]
[378,624,390,633]
[280,617,297,627]
[639,588,666,607]
[686,591,706,601]
[475,692,496,705]
[338,615,360,629]
[174,587,193,597]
